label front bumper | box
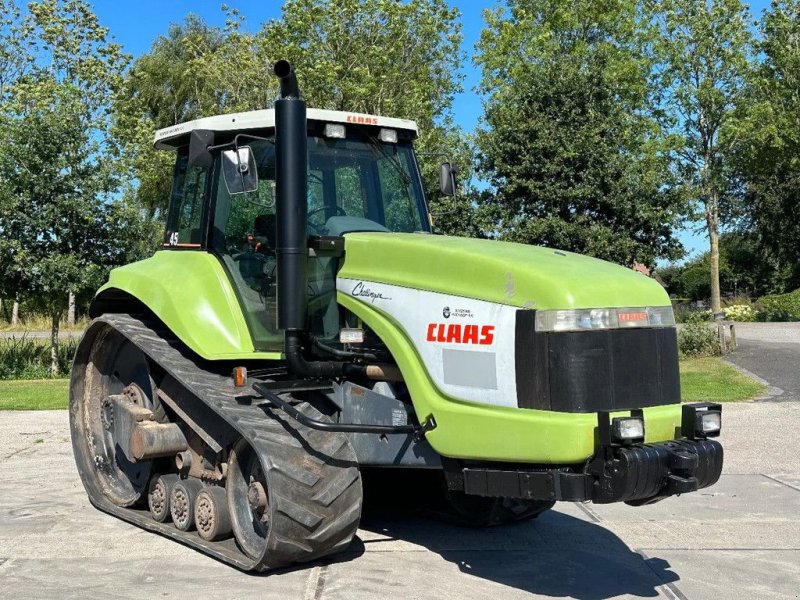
[450,437,723,505]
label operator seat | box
[253,214,277,254]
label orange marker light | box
[233,366,248,388]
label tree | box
[651,0,754,313]
[734,0,800,292]
[0,0,126,374]
[475,0,683,267]
[113,1,471,235]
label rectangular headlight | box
[324,123,346,139]
[535,308,617,332]
[682,403,722,439]
[379,128,398,143]
[697,411,721,435]
[611,416,645,442]
[535,306,675,332]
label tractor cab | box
[155,108,430,352]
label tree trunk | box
[50,311,60,377]
[708,220,721,314]
[11,299,19,326]
[67,292,76,327]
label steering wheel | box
[308,205,346,233]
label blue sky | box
[93,0,772,262]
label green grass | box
[0,314,88,332]
[680,357,766,402]
[0,379,69,410]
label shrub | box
[755,289,800,322]
[678,316,722,358]
[0,337,77,379]
[722,304,755,322]
[673,304,712,324]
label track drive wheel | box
[69,324,162,507]
[226,401,363,568]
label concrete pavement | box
[1,398,799,600]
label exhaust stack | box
[273,60,308,332]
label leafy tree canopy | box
[475,0,684,267]
[0,0,127,372]
[113,0,471,234]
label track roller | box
[148,473,179,523]
[170,479,203,531]
[195,486,232,541]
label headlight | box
[682,403,722,439]
[611,416,645,443]
[535,306,675,332]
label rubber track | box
[75,314,362,572]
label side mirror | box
[222,146,259,195]
[440,162,457,197]
[188,129,215,169]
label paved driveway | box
[727,323,800,402]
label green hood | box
[338,233,669,309]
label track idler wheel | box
[170,479,203,531]
[195,486,232,541]
[148,473,179,523]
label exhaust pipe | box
[272,61,402,383]
[274,60,308,332]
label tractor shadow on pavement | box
[357,510,678,599]
[355,471,679,600]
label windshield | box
[306,133,427,234]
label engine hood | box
[337,233,669,310]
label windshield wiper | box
[363,132,413,187]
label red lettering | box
[426,323,436,342]
[426,323,496,345]
[445,324,461,343]
[462,324,479,344]
[619,312,647,322]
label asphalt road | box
[1,323,799,599]
[726,323,800,402]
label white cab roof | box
[154,107,418,149]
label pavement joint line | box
[721,358,784,400]
[636,548,800,552]
[303,564,328,600]
[637,550,689,600]
[761,473,800,493]
[574,502,602,523]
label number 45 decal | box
[167,232,179,246]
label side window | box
[166,151,208,246]
[378,154,421,232]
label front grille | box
[515,310,680,412]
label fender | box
[92,251,282,360]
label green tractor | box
[69,61,723,571]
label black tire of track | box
[69,314,363,572]
[243,401,364,570]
